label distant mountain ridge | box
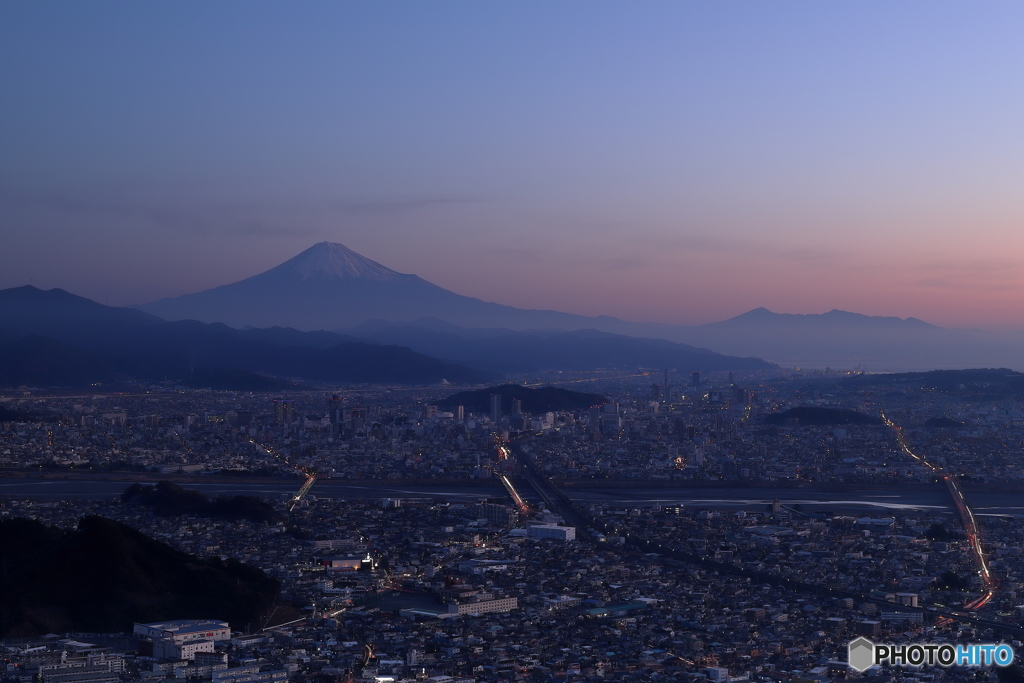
[0,285,773,387]
[139,242,632,332]
[130,242,1024,371]
[343,319,774,373]
[717,307,938,330]
[132,243,938,342]
[0,285,491,387]
[680,307,1024,371]
[0,285,162,338]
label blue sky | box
[3,2,1024,327]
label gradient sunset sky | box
[3,2,1024,329]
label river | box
[2,477,1022,517]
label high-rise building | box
[273,399,295,425]
[456,405,465,421]
[328,394,342,424]
[489,394,502,424]
[691,371,701,388]
[598,401,621,435]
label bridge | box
[493,436,530,514]
[249,438,320,511]
[289,470,319,511]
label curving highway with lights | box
[881,412,994,611]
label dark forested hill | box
[0,516,282,637]
[121,481,279,523]
[439,383,607,414]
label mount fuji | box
[135,243,1024,372]
[138,242,666,333]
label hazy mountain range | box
[135,242,1024,372]
[0,285,491,387]
[139,242,629,333]
[678,308,1024,371]
[0,285,771,389]
[342,318,772,374]
[3,243,1020,383]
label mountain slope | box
[73,241,1024,372]
[0,286,492,387]
[347,319,775,373]
[0,516,281,637]
[0,285,162,341]
[677,308,1024,371]
[704,307,939,331]
[133,242,1024,372]
[137,242,693,333]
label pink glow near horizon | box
[3,3,1024,330]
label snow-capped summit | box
[264,242,403,282]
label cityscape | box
[3,367,1024,682]
[3,4,1024,683]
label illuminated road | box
[498,475,529,512]
[513,435,1021,635]
[494,438,530,513]
[249,438,319,511]
[505,438,594,537]
[882,412,994,611]
[289,471,319,511]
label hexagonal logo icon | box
[848,637,875,672]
